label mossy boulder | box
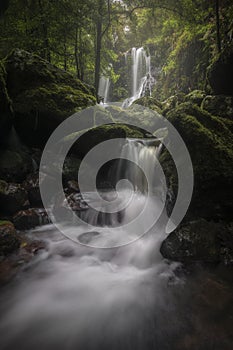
[0,220,20,256]
[132,96,163,114]
[4,49,96,147]
[0,149,32,182]
[0,61,13,142]
[184,90,206,106]
[201,95,233,120]
[164,102,233,221]
[161,93,185,115]
[207,44,233,95]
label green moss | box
[184,90,206,106]
[0,220,13,226]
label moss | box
[0,220,12,226]
[133,96,163,113]
[201,95,233,119]
[162,102,233,221]
[184,90,206,106]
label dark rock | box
[0,61,13,142]
[0,220,20,256]
[207,44,233,95]
[13,208,50,230]
[163,102,233,221]
[0,180,28,214]
[0,149,32,182]
[4,49,96,147]
[62,156,81,183]
[23,172,42,206]
[184,90,206,106]
[201,95,233,120]
[160,219,221,263]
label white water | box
[0,139,182,350]
[122,47,155,108]
[98,76,110,104]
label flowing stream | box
[0,138,186,350]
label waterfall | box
[0,138,182,350]
[98,76,110,104]
[122,47,155,108]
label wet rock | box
[160,219,221,263]
[13,208,50,230]
[0,220,20,256]
[0,179,28,214]
[207,44,233,95]
[4,49,96,147]
[0,149,32,182]
[53,191,88,222]
[201,95,233,120]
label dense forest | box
[1,0,233,98]
[0,1,233,350]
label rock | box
[0,179,28,214]
[160,219,221,263]
[201,95,233,120]
[62,156,81,183]
[22,172,42,206]
[13,208,50,230]
[4,49,96,147]
[0,61,13,143]
[0,220,20,256]
[0,149,32,182]
[161,93,185,114]
[133,96,163,114]
[184,90,206,106]
[207,44,233,95]
[164,102,233,221]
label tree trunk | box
[215,0,221,53]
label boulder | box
[13,208,50,230]
[163,102,233,221]
[0,220,20,256]
[22,172,42,206]
[0,179,28,214]
[0,149,32,182]
[207,44,233,95]
[160,219,233,265]
[201,95,233,120]
[160,219,221,263]
[0,61,13,142]
[132,96,163,114]
[4,49,96,147]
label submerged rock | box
[0,220,20,256]
[0,180,28,214]
[4,49,96,147]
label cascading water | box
[98,76,110,104]
[0,139,183,350]
[122,47,155,108]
